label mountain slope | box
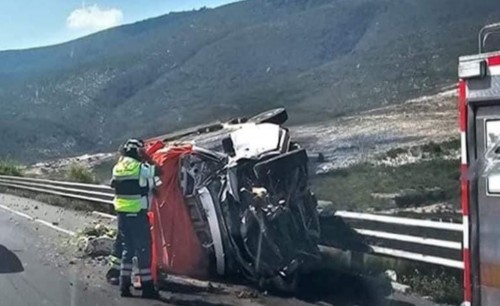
[2,0,500,161]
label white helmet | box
[123,138,144,153]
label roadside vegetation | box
[91,159,115,183]
[312,158,460,211]
[0,160,23,176]
[401,266,461,304]
[65,163,97,184]
[363,256,462,304]
[317,248,461,304]
[311,140,460,212]
[384,139,460,161]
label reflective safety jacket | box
[112,156,149,213]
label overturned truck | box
[145,110,321,291]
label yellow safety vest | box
[112,157,144,213]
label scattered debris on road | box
[76,224,116,257]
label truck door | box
[460,34,500,305]
[471,101,500,306]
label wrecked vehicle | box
[145,109,322,291]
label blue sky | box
[0,0,237,51]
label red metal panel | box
[459,78,472,305]
[464,248,472,302]
[487,55,500,67]
[459,80,467,132]
[461,164,470,216]
[150,144,210,278]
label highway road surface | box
[0,193,445,306]
[0,203,163,306]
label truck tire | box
[249,108,288,125]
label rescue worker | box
[110,138,160,298]
[106,151,160,285]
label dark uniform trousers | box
[117,211,153,289]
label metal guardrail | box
[0,175,114,204]
[334,211,463,269]
[0,175,464,269]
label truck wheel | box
[249,108,288,125]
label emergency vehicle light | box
[459,59,487,79]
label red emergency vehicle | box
[459,22,500,306]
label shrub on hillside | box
[0,160,23,176]
[66,163,97,184]
[421,141,443,156]
[385,147,407,159]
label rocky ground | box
[293,86,458,173]
[25,153,116,178]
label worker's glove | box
[149,176,162,195]
[154,176,162,188]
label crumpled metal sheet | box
[179,148,226,197]
[220,149,321,291]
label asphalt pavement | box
[0,206,165,306]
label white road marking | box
[0,203,76,236]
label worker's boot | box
[141,281,159,299]
[106,268,120,286]
[107,255,121,286]
[119,277,133,298]
[120,287,132,298]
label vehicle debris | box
[76,224,116,257]
[79,224,116,238]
